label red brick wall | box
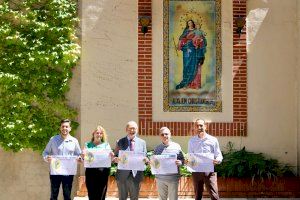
[138,0,247,136]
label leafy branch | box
[0,0,80,152]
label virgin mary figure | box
[176,19,207,90]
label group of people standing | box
[43,119,223,200]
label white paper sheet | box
[186,153,214,172]
[84,149,112,168]
[117,150,145,171]
[50,155,78,175]
[150,153,178,175]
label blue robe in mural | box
[176,28,207,90]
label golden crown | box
[179,9,203,29]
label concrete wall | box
[151,0,299,171]
[232,0,298,168]
[151,0,298,170]
[0,149,50,200]
[79,0,300,171]
[80,0,138,151]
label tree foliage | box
[0,0,80,152]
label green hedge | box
[0,0,80,152]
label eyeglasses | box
[160,133,170,136]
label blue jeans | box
[50,175,74,200]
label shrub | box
[215,142,295,180]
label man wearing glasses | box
[153,127,184,200]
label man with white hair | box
[114,121,147,200]
[153,127,184,200]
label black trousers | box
[85,168,110,200]
[50,175,74,200]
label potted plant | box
[215,142,299,197]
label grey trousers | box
[117,174,141,200]
[192,172,219,200]
[156,178,179,200]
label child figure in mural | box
[176,19,207,90]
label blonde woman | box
[84,125,113,200]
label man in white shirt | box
[43,119,81,200]
[188,119,223,200]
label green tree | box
[0,0,80,152]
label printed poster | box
[117,150,145,171]
[84,149,112,168]
[150,153,178,174]
[186,153,214,172]
[50,156,78,175]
